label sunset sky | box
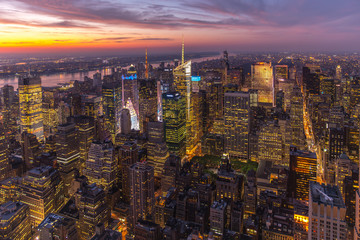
[1,0,360,56]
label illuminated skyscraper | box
[326,127,345,185]
[84,140,117,191]
[336,65,342,80]
[335,153,353,197]
[224,91,250,160]
[162,92,186,160]
[288,147,317,201]
[0,201,32,240]
[119,141,139,203]
[138,79,157,133]
[258,121,283,165]
[18,76,44,141]
[309,182,347,240]
[56,123,80,197]
[251,62,274,105]
[355,160,360,239]
[20,166,64,227]
[147,121,169,177]
[290,85,306,150]
[129,161,155,229]
[83,95,102,119]
[69,116,95,173]
[1,85,18,138]
[102,82,122,140]
[0,126,10,181]
[173,61,199,156]
[275,65,288,81]
[77,183,110,240]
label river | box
[0,54,222,89]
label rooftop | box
[309,181,345,208]
[0,201,28,222]
[38,213,73,230]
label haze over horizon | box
[1,0,360,56]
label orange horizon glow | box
[1,0,360,55]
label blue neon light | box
[122,74,137,80]
[191,76,201,82]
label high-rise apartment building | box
[224,91,250,160]
[18,76,44,141]
[162,92,186,160]
[56,123,80,196]
[309,181,347,240]
[20,166,64,227]
[129,161,155,229]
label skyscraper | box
[162,92,186,160]
[308,181,347,240]
[290,85,306,150]
[20,166,64,227]
[0,126,10,181]
[288,147,317,201]
[84,140,117,191]
[303,65,321,95]
[21,132,41,170]
[138,79,157,133]
[251,62,274,105]
[37,213,78,240]
[77,183,110,240]
[0,201,32,240]
[120,108,131,134]
[258,121,283,165]
[119,141,139,203]
[69,116,95,173]
[129,161,155,229]
[173,61,199,156]
[102,82,122,140]
[224,91,250,160]
[147,121,169,177]
[18,76,44,141]
[56,123,80,196]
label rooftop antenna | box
[181,35,184,65]
[145,48,149,79]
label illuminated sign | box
[191,76,201,82]
[122,74,137,80]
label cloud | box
[138,37,174,41]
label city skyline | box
[1,0,360,56]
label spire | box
[145,48,148,79]
[181,35,184,65]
